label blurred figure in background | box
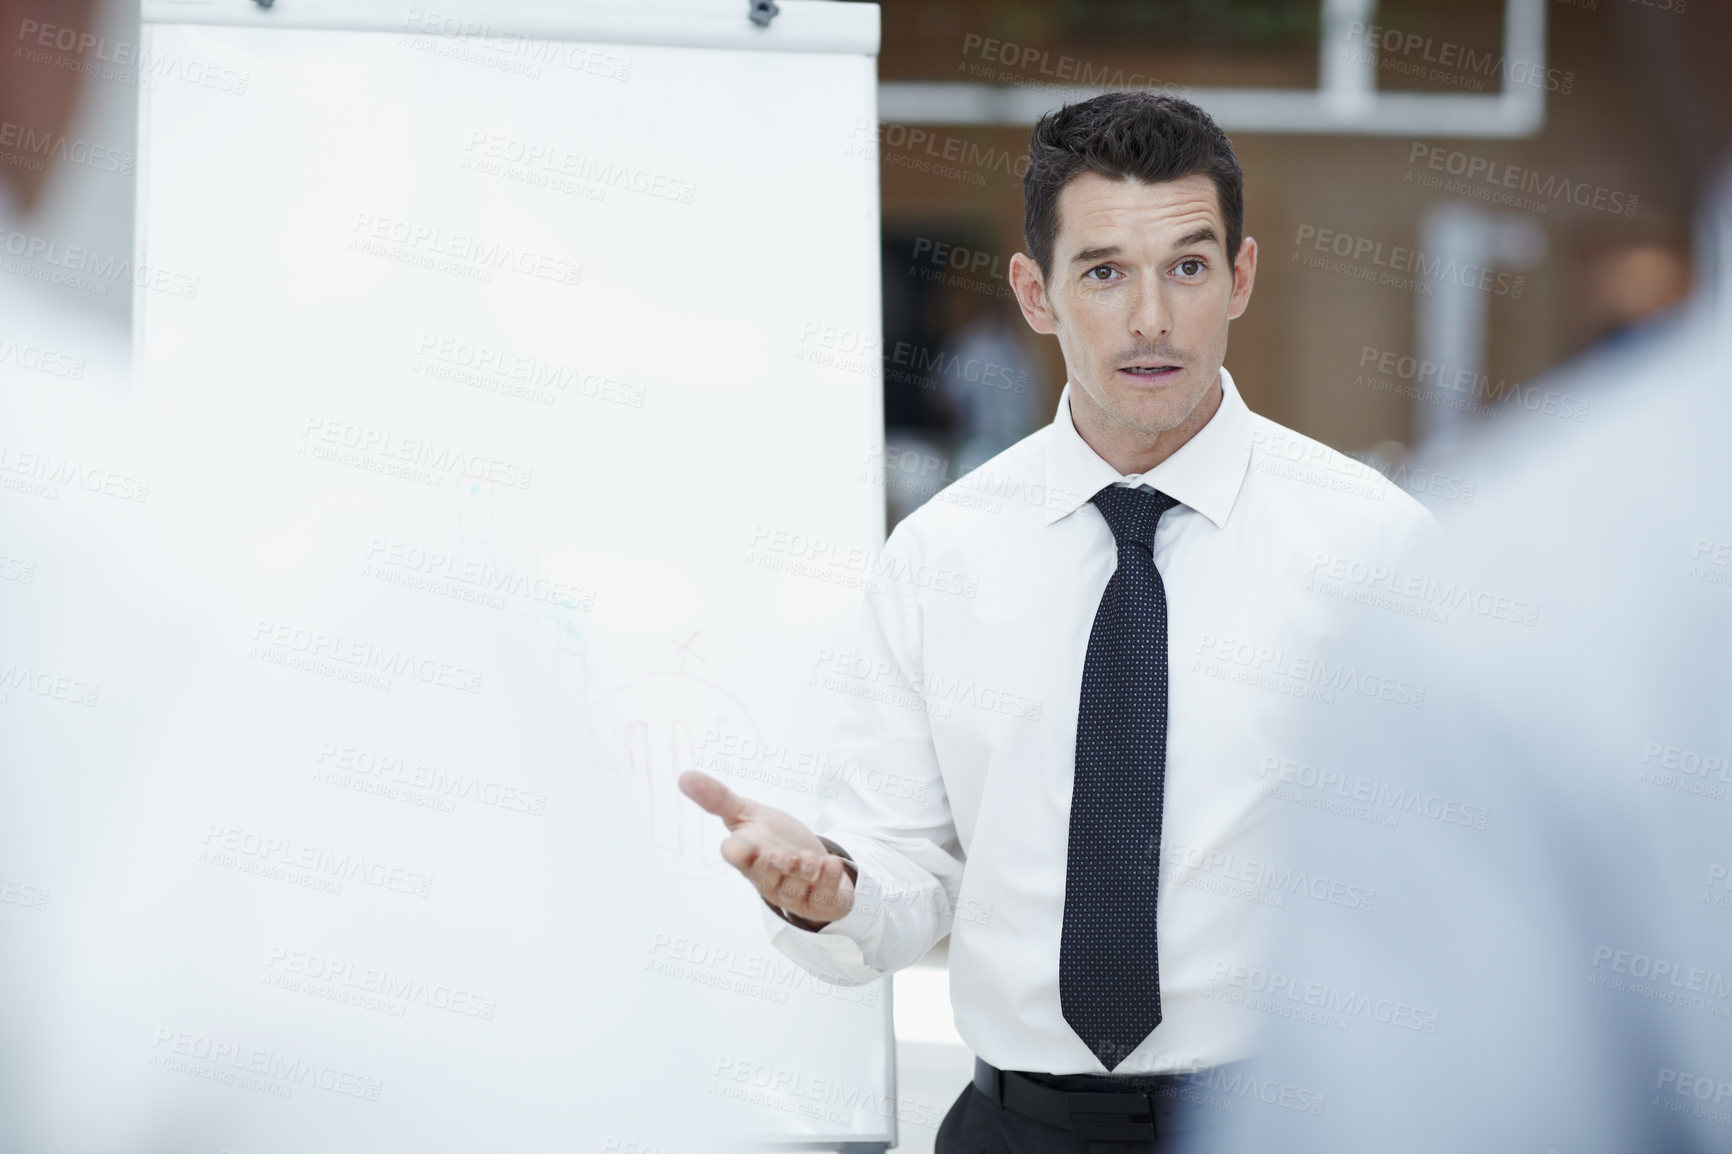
[879,269,1047,529]
[927,282,1047,478]
[1584,241,1691,353]
[1193,4,1732,1150]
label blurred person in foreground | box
[1194,6,1732,1151]
[1,0,158,1150]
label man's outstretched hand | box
[679,770,856,927]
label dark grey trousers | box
[933,1077,1209,1154]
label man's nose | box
[1128,282,1171,341]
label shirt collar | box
[1042,366,1252,529]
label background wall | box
[870,0,1693,528]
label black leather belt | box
[972,1056,1216,1141]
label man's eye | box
[1085,266,1118,282]
[1175,259,1205,277]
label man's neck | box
[1069,376,1224,476]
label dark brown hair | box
[1023,91,1244,280]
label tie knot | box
[1091,484,1179,550]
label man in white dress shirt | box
[683,92,1432,1150]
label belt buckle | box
[1065,1089,1158,1141]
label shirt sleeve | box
[760,523,966,986]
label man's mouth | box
[1118,363,1181,378]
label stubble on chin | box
[1088,378,1192,439]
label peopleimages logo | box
[0,120,133,174]
[1193,632,1426,708]
[1308,549,1539,627]
[0,662,100,707]
[1356,345,1591,423]
[1258,755,1491,830]
[845,119,1028,182]
[150,1028,383,1101]
[264,946,497,1019]
[1293,224,1526,298]
[1590,946,1732,1000]
[1343,20,1575,93]
[885,339,1029,393]
[1208,960,1442,1034]
[249,617,485,695]
[1407,144,1638,218]
[300,417,535,490]
[959,33,1186,95]
[348,212,582,288]
[1656,1067,1732,1106]
[202,823,436,898]
[0,225,199,297]
[748,524,980,600]
[14,18,251,95]
[398,7,634,80]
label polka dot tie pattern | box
[1059,482,1181,1072]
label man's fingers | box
[678,770,753,828]
[734,839,793,896]
[783,855,855,922]
[772,869,811,909]
[800,857,844,919]
[719,832,762,874]
[720,839,853,923]
[752,849,823,907]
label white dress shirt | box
[762,366,1434,1074]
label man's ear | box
[1009,252,1057,335]
[1227,235,1258,320]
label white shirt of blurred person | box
[681,92,1435,1079]
[1193,62,1732,1154]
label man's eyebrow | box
[1069,245,1121,266]
[1067,227,1222,266]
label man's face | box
[1010,171,1256,439]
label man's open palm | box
[679,770,855,926]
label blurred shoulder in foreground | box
[1186,262,1732,1152]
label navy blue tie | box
[1060,483,1180,1072]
